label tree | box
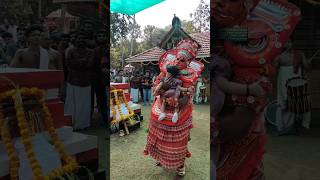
[190,0,210,32]
[182,20,198,34]
[142,25,167,49]
[128,16,141,55]
[110,13,130,47]
[0,0,33,22]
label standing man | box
[114,70,123,83]
[64,31,96,130]
[82,20,96,49]
[137,72,144,102]
[130,71,140,103]
[142,71,152,105]
[10,25,49,69]
[274,41,312,135]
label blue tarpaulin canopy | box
[110,0,165,15]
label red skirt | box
[216,114,267,180]
[144,117,193,169]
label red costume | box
[144,39,204,169]
[211,0,301,179]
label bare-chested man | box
[10,25,49,69]
[40,31,63,70]
[64,31,97,130]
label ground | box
[264,127,320,180]
[80,104,320,180]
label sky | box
[135,0,210,29]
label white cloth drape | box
[64,83,91,130]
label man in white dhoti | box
[130,71,139,103]
[273,41,312,135]
[64,32,96,130]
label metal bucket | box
[264,100,278,129]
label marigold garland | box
[110,89,135,123]
[110,99,117,125]
[0,87,79,179]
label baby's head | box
[166,65,180,77]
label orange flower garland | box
[0,87,79,179]
[110,89,135,123]
[110,97,117,125]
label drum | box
[286,77,311,114]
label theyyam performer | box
[144,39,204,176]
[211,0,301,179]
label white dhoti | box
[276,66,311,132]
[130,88,139,103]
[64,83,91,130]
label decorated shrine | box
[109,83,143,136]
[0,68,104,179]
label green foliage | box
[182,20,198,34]
[0,0,33,21]
[110,1,207,68]
[110,13,130,47]
[142,25,167,49]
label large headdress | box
[159,39,204,84]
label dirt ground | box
[264,127,320,180]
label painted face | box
[175,54,188,70]
[211,0,248,27]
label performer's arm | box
[178,86,194,94]
[216,76,266,97]
[216,76,247,95]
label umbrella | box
[110,0,165,15]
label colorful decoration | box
[212,0,301,110]
[0,77,79,180]
[110,89,136,134]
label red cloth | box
[216,114,267,180]
[144,117,192,169]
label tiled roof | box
[190,32,210,58]
[125,32,210,63]
[125,47,166,63]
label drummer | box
[273,40,312,135]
